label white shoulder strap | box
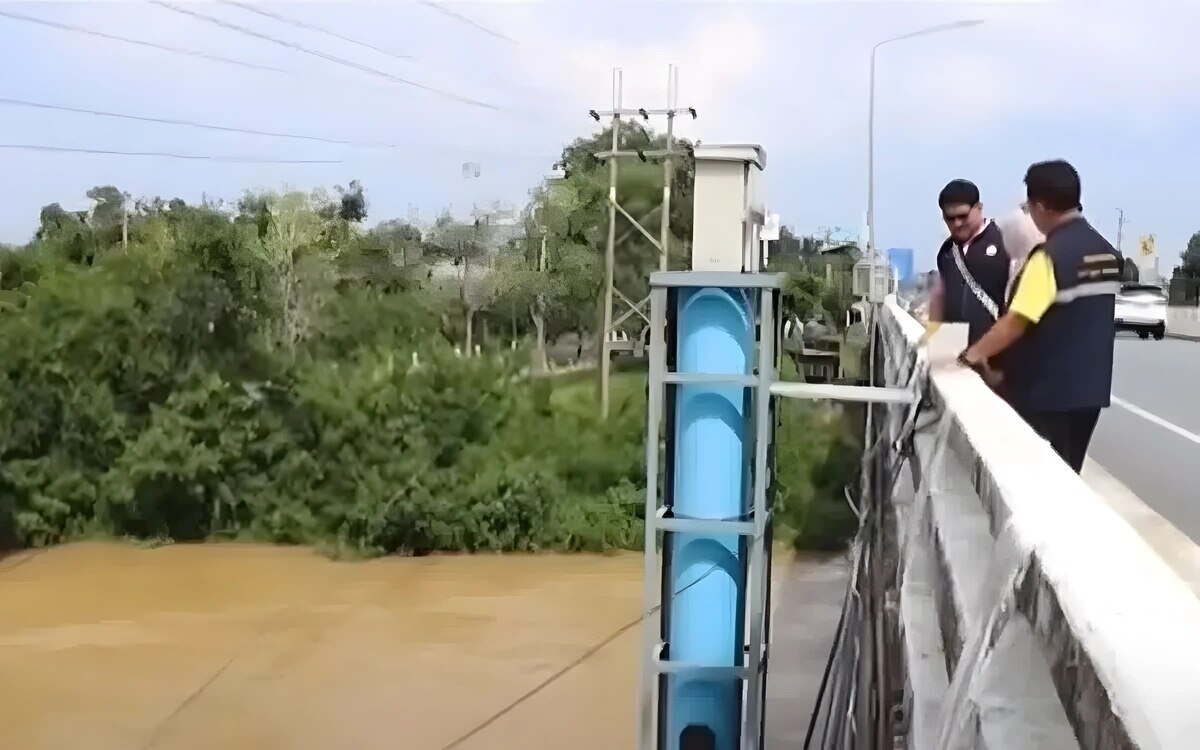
[950,240,999,320]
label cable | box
[0,97,563,160]
[219,1,415,62]
[802,561,854,749]
[151,2,500,112]
[0,9,288,74]
[418,1,520,46]
[859,349,927,466]
[437,534,761,750]
[0,144,340,164]
[0,97,382,148]
[803,366,938,750]
[805,511,873,750]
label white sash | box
[950,239,1000,320]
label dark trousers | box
[1018,408,1101,474]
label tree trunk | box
[465,308,475,354]
[531,302,547,373]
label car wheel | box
[1153,328,1166,341]
[1138,330,1150,340]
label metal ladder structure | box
[639,271,782,750]
[636,145,917,750]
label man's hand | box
[978,361,1003,389]
[957,349,1003,389]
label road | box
[1088,336,1200,543]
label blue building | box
[886,247,914,283]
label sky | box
[1,0,1198,273]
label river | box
[0,543,645,750]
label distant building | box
[812,244,862,300]
[887,247,915,284]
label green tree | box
[0,128,855,556]
[337,219,423,292]
[423,212,493,351]
[243,190,338,357]
[335,179,368,223]
[1175,231,1200,278]
[85,185,126,232]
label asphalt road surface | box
[1088,335,1200,543]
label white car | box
[1114,283,1167,340]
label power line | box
[0,8,288,75]
[418,1,520,46]
[150,2,500,112]
[0,144,340,164]
[0,96,390,148]
[218,0,416,63]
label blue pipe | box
[665,287,754,750]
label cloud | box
[3,0,1198,260]
[885,1,1200,135]
[491,4,767,144]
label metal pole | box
[660,64,676,273]
[1116,208,1127,256]
[865,45,879,449]
[864,19,984,286]
[866,45,877,305]
[864,18,983,428]
[600,68,622,419]
[638,284,667,750]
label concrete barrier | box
[1167,305,1200,339]
[878,298,1200,750]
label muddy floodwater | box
[0,543,646,750]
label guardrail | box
[1167,305,1200,339]
[877,297,1200,749]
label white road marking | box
[1111,395,1200,445]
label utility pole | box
[592,65,696,419]
[659,64,679,273]
[1116,208,1128,256]
[598,68,621,421]
[121,192,130,251]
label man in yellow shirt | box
[959,160,1121,474]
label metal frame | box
[638,269,922,749]
[596,67,695,418]
[640,272,782,750]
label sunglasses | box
[942,207,976,224]
[1020,201,1082,213]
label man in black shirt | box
[927,179,1011,346]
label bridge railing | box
[875,297,1200,749]
[1167,305,1200,338]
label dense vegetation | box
[0,126,857,556]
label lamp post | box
[863,19,984,485]
[865,19,984,302]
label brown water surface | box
[0,543,643,749]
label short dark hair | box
[938,179,980,209]
[1024,160,1081,212]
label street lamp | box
[865,19,984,302]
[863,19,982,445]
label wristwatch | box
[956,350,980,370]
